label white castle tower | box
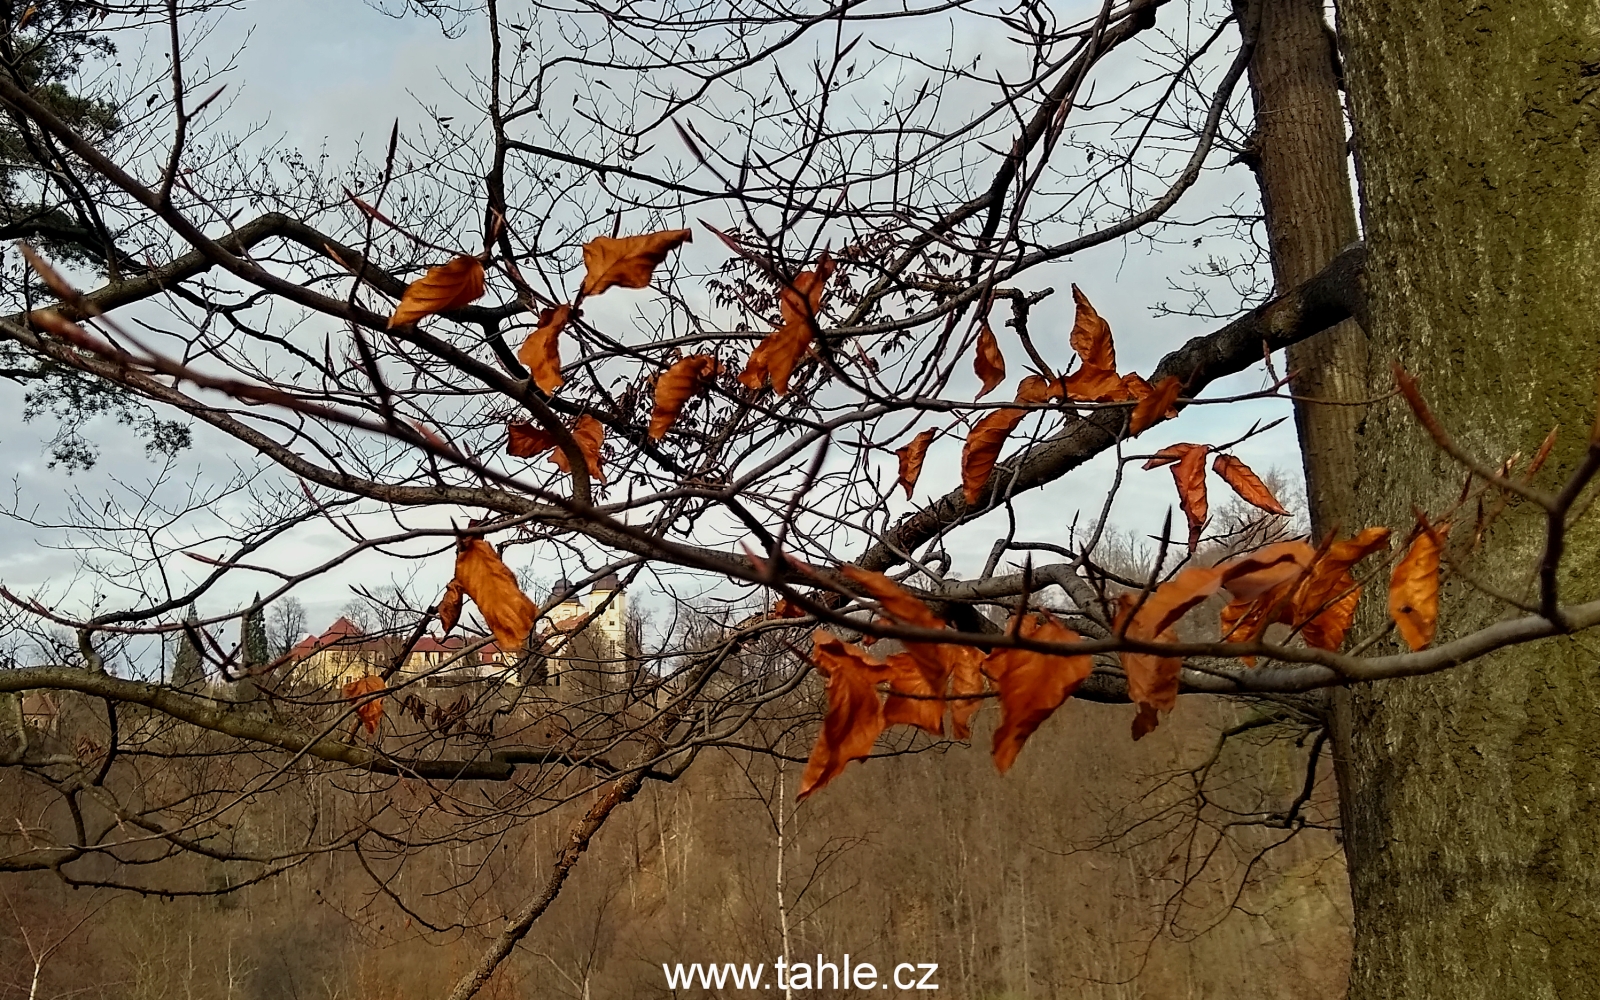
[541,574,628,688]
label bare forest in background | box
[5,686,1348,1000]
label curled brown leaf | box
[1069,285,1115,371]
[1149,443,1209,550]
[947,645,987,740]
[960,408,1027,506]
[550,414,606,483]
[739,253,836,395]
[1014,374,1060,404]
[579,229,692,297]
[1130,375,1182,435]
[388,256,486,328]
[342,674,386,734]
[974,323,1006,399]
[1060,364,1124,402]
[452,537,537,651]
[985,613,1091,772]
[1212,454,1289,515]
[841,565,943,630]
[438,578,465,634]
[506,421,556,458]
[1221,540,1316,600]
[649,354,719,439]
[1390,520,1448,650]
[882,650,946,736]
[517,304,571,394]
[894,429,936,499]
[798,629,888,800]
[1113,566,1223,739]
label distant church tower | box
[582,574,627,657]
[538,575,628,689]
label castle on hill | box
[287,574,630,691]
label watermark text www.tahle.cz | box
[662,955,939,991]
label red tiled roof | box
[290,617,497,662]
[546,611,590,633]
[288,617,391,657]
[411,635,468,654]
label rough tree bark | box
[1338,1,1600,996]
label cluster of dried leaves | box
[368,228,1452,793]
[895,288,1198,506]
[797,518,1451,797]
[338,231,728,732]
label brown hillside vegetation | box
[2,686,1346,999]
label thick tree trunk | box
[1233,0,1369,849]
[1337,2,1600,996]
[1238,0,1366,528]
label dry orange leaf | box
[838,567,986,739]
[1114,566,1223,739]
[881,650,946,736]
[739,322,811,396]
[1131,704,1162,740]
[739,253,836,395]
[517,304,571,394]
[1149,443,1209,550]
[506,421,556,458]
[1135,565,1225,637]
[1120,373,1152,398]
[960,407,1027,506]
[1213,454,1289,515]
[1316,527,1394,582]
[1060,364,1125,402]
[1120,620,1184,736]
[1130,376,1182,435]
[1291,528,1390,621]
[578,228,692,297]
[974,323,1006,399]
[388,255,486,328]
[1219,594,1272,646]
[798,629,888,800]
[841,565,961,710]
[1527,425,1559,481]
[1221,540,1316,600]
[452,537,537,651]
[1141,444,1185,469]
[778,251,836,328]
[550,414,605,483]
[894,429,935,499]
[841,565,942,629]
[771,598,808,619]
[1390,520,1448,651]
[649,354,718,439]
[438,578,466,633]
[1290,527,1392,650]
[1299,588,1361,651]
[1069,285,1115,371]
[343,673,386,734]
[985,613,1091,772]
[1217,527,1391,660]
[1014,374,1060,404]
[946,645,987,740]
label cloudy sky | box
[1,0,1298,658]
